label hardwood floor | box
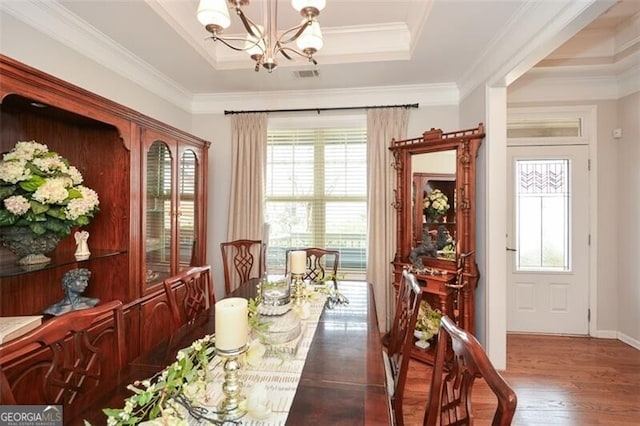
[402,334,640,425]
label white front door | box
[507,145,590,335]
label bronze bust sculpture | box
[44,268,100,316]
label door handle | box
[506,247,517,252]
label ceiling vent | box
[293,69,320,79]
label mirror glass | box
[411,150,456,261]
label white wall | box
[407,106,459,137]
[616,92,640,347]
[594,100,620,335]
[459,84,510,369]
[191,114,231,299]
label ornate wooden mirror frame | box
[389,124,484,334]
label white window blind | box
[265,127,367,275]
[179,150,198,267]
[146,142,172,280]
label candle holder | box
[291,272,305,305]
[258,274,291,315]
[217,343,249,421]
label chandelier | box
[197,0,326,72]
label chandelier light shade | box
[197,0,231,30]
[296,18,323,53]
[197,0,325,72]
[291,0,326,13]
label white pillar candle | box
[290,250,307,274]
[215,297,249,351]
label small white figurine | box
[74,230,91,260]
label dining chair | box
[424,315,518,426]
[163,264,215,328]
[286,247,340,282]
[384,268,423,426]
[220,239,264,295]
[0,300,126,421]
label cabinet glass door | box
[178,149,198,268]
[146,140,173,286]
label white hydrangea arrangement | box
[423,188,449,222]
[415,301,443,341]
[0,140,99,238]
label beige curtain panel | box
[227,113,267,241]
[366,107,409,331]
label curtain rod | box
[223,103,419,115]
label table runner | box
[188,291,328,425]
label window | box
[515,159,570,271]
[507,118,582,138]
[265,127,367,275]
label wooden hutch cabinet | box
[389,125,484,364]
[0,55,210,359]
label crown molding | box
[618,64,640,98]
[406,0,435,57]
[508,73,628,103]
[459,0,616,100]
[190,83,458,115]
[510,39,640,103]
[1,0,194,112]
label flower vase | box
[424,211,442,224]
[0,227,62,265]
[414,329,434,350]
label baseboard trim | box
[617,332,640,350]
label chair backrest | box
[286,247,340,282]
[0,300,126,421]
[386,268,422,426]
[424,315,517,426]
[220,239,264,295]
[163,264,215,328]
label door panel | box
[507,145,589,334]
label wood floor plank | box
[402,334,640,425]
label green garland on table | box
[248,297,269,332]
[101,296,265,426]
[315,273,349,308]
[101,334,226,425]
[100,291,334,425]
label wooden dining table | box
[77,280,391,425]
